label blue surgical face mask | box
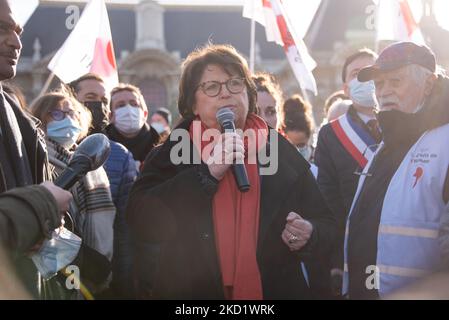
[348,78,377,108]
[47,117,82,148]
[151,121,166,134]
[31,227,82,280]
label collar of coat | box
[145,116,312,248]
[147,116,310,173]
[0,89,49,188]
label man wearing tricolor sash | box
[343,42,449,299]
[315,49,381,296]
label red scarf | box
[189,114,268,300]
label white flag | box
[243,0,321,42]
[270,0,318,95]
[376,0,425,44]
[243,0,319,95]
[282,0,322,39]
[433,0,449,32]
[242,0,282,45]
[48,0,118,89]
[10,0,39,27]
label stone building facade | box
[12,0,449,124]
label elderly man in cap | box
[343,41,449,299]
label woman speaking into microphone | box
[126,44,335,300]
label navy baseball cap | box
[358,42,436,82]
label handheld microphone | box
[54,134,111,190]
[216,107,250,192]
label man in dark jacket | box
[105,83,162,298]
[344,41,449,299]
[315,48,381,295]
[69,73,138,298]
[0,0,72,297]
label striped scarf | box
[47,139,116,260]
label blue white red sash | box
[330,113,377,168]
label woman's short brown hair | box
[30,88,92,141]
[178,43,257,118]
[279,94,315,138]
[252,72,283,111]
[110,83,148,112]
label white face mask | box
[151,122,166,134]
[114,105,146,135]
[348,78,377,108]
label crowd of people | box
[1,0,449,300]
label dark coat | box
[105,123,160,163]
[0,90,57,254]
[314,106,379,269]
[126,118,336,299]
[0,185,59,254]
[0,89,60,298]
[346,75,449,299]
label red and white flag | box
[243,0,318,95]
[243,0,282,45]
[375,0,425,44]
[48,0,118,89]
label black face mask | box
[84,101,109,134]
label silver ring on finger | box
[288,233,299,244]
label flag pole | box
[300,85,311,104]
[374,1,380,53]
[249,10,256,72]
[38,72,56,98]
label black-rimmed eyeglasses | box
[196,78,246,97]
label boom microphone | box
[54,134,111,190]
